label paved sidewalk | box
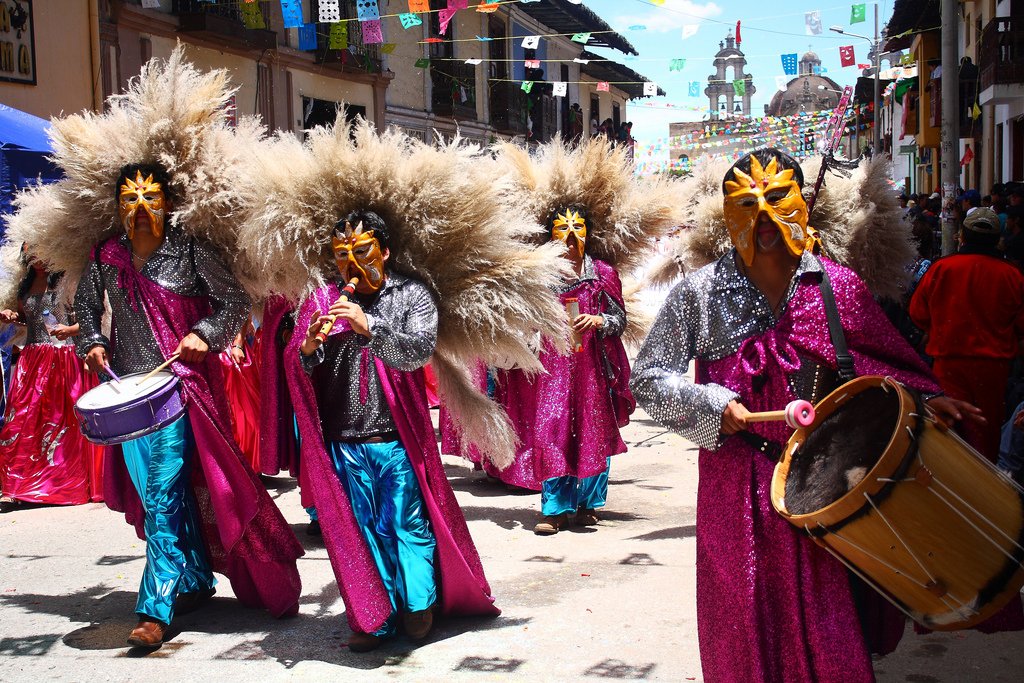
[1,409,1022,681]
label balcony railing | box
[490,82,528,135]
[431,62,477,121]
[980,17,1024,91]
[172,0,276,50]
[313,20,383,74]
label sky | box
[578,0,898,159]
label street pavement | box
[1,408,1023,682]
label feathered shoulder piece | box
[648,155,915,302]
[235,117,571,470]
[1,43,262,307]
[493,137,682,344]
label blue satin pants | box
[541,458,611,517]
[121,416,215,624]
[326,440,437,637]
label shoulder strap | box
[817,259,856,381]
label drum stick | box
[138,353,181,386]
[314,277,360,344]
[101,363,123,394]
[746,400,816,429]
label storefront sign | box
[0,0,35,85]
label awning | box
[516,0,637,56]
[0,104,62,221]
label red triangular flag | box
[840,45,856,67]
[960,145,974,166]
[736,20,741,45]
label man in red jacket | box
[910,207,1024,460]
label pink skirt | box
[220,347,261,471]
[0,344,104,504]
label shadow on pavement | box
[627,525,696,542]
[4,582,528,673]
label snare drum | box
[771,375,1024,630]
[75,370,186,445]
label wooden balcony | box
[980,17,1024,98]
[490,82,529,135]
[431,62,478,121]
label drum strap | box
[737,431,784,462]
[818,264,857,382]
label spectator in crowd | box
[1004,207,1024,268]
[959,188,982,213]
[910,207,1024,461]
[590,115,599,137]
[983,194,993,207]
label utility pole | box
[939,0,959,255]
[872,2,881,154]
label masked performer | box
[236,120,569,652]
[491,139,679,534]
[0,253,103,505]
[4,49,303,648]
[631,149,977,683]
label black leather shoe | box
[175,587,216,616]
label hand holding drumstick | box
[721,399,816,435]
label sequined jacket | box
[74,229,252,376]
[23,291,73,347]
[631,250,941,452]
[301,273,438,442]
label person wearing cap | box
[959,188,982,213]
[910,207,1024,461]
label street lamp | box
[830,4,882,157]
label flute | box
[315,277,360,343]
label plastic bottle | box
[41,308,58,333]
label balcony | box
[926,78,980,139]
[431,62,478,121]
[172,0,276,51]
[313,20,383,74]
[979,17,1024,103]
[490,82,529,135]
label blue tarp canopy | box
[0,103,62,224]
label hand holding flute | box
[300,277,362,356]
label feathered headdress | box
[0,44,261,308]
[234,117,571,470]
[492,137,682,345]
[648,155,915,302]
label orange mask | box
[723,155,810,267]
[332,221,386,293]
[118,171,167,240]
[551,208,587,259]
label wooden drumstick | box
[315,277,360,344]
[137,353,181,385]
[745,400,816,429]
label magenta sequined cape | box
[95,240,304,618]
[287,283,499,634]
[494,258,634,489]
[633,253,1024,680]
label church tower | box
[705,33,755,120]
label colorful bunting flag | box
[524,59,540,69]
[571,32,591,44]
[775,75,788,91]
[960,145,974,166]
[414,57,430,68]
[688,81,700,97]
[298,23,317,50]
[670,58,686,72]
[781,53,798,76]
[399,13,422,29]
[318,0,341,23]
[465,58,482,65]
[733,79,746,97]
[408,0,429,12]
[477,0,500,12]
[439,8,457,35]
[682,25,699,40]
[329,22,349,49]
[596,82,610,92]
[735,20,741,45]
[362,19,384,44]
[280,0,303,28]
[851,3,867,24]
[840,45,855,67]
[805,10,822,35]
[553,81,568,97]
[522,35,540,49]
[241,2,266,29]
[356,0,380,21]
[857,62,871,69]
[629,25,647,31]
[573,57,590,64]
[972,102,982,119]
[644,82,658,97]
[381,43,397,54]
[522,81,535,93]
